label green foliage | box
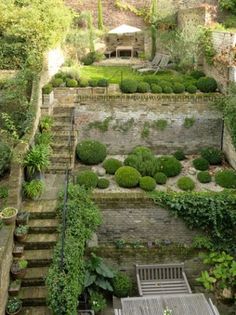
[15,224,28,235]
[177,177,195,191]
[79,78,89,87]
[120,80,138,93]
[137,82,150,93]
[150,84,162,93]
[6,297,22,314]
[197,77,217,93]
[141,122,150,138]
[223,14,236,28]
[77,171,98,189]
[89,291,107,313]
[156,156,182,177]
[0,0,72,71]
[42,84,53,94]
[23,179,45,199]
[0,186,8,199]
[66,79,78,87]
[215,169,236,189]
[103,158,122,175]
[150,190,236,250]
[97,78,109,87]
[197,171,212,184]
[81,51,103,66]
[88,117,112,133]
[184,117,195,128]
[163,86,173,94]
[0,142,11,177]
[193,158,209,171]
[98,0,104,30]
[173,83,185,94]
[39,116,53,132]
[115,166,141,188]
[76,140,107,165]
[173,150,186,161]
[47,185,101,315]
[219,0,236,14]
[112,118,134,134]
[112,272,133,298]
[154,172,167,185]
[84,253,115,293]
[97,178,110,189]
[197,252,236,294]
[192,235,214,250]
[24,144,51,176]
[186,85,197,94]
[201,147,223,165]
[199,28,216,66]
[35,131,53,147]
[152,119,168,131]
[190,70,205,79]
[139,176,156,191]
[88,79,98,87]
[151,25,157,59]
[51,78,64,88]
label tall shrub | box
[98,0,104,30]
[150,0,158,58]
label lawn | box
[78,65,195,85]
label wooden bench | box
[114,309,122,315]
[136,263,192,296]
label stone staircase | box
[48,106,77,174]
[18,200,58,315]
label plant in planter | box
[8,280,21,297]
[16,211,30,226]
[23,179,45,200]
[89,291,107,314]
[6,297,22,315]
[0,207,18,225]
[112,272,133,298]
[11,259,28,279]
[13,244,24,258]
[23,144,51,179]
[14,225,29,242]
[39,116,54,132]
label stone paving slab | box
[22,306,52,315]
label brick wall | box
[65,0,218,29]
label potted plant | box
[23,179,45,200]
[13,244,24,258]
[8,280,21,297]
[89,291,107,314]
[11,259,28,279]
[16,211,30,226]
[39,115,54,132]
[0,207,18,225]
[6,297,22,315]
[42,84,54,106]
[14,225,29,242]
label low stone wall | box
[223,127,236,170]
[93,193,198,245]
[70,93,223,154]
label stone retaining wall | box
[223,127,236,170]
[69,92,223,154]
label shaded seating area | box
[136,263,192,296]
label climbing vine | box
[46,184,101,315]
[199,28,217,65]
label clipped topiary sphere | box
[151,84,162,94]
[76,170,98,189]
[97,178,110,189]
[215,169,236,188]
[154,172,167,185]
[97,78,109,87]
[197,171,212,183]
[103,158,122,175]
[76,140,107,165]
[137,82,150,93]
[42,84,53,94]
[201,147,223,165]
[112,272,133,298]
[190,70,205,80]
[193,158,209,171]
[163,86,173,94]
[51,78,64,87]
[0,142,11,177]
[197,77,217,93]
[139,176,156,191]
[186,85,197,94]
[79,78,89,87]
[173,83,185,94]
[173,150,186,161]
[120,80,138,93]
[88,79,97,87]
[157,156,182,177]
[115,166,141,188]
[177,176,195,191]
[131,146,152,156]
[66,78,78,87]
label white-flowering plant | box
[163,307,173,315]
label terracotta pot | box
[14,233,28,242]
[13,245,24,258]
[0,207,18,225]
[11,263,27,279]
[6,305,22,315]
[8,281,21,297]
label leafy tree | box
[150,0,158,58]
[219,0,236,14]
[98,0,104,30]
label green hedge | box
[46,184,101,315]
[150,190,236,251]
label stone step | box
[21,200,57,219]
[28,219,59,234]
[52,115,71,123]
[22,306,52,315]
[19,286,47,306]
[52,122,72,131]
[22,267,49,287]
[52,134,76,142]
[50,154,72,164]
[47,163,73,173]
[23,233,58,250]
[24,249,53,267]
[53,106,75,115]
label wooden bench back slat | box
[136,264,184,281]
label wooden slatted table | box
[121,294,217,315]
